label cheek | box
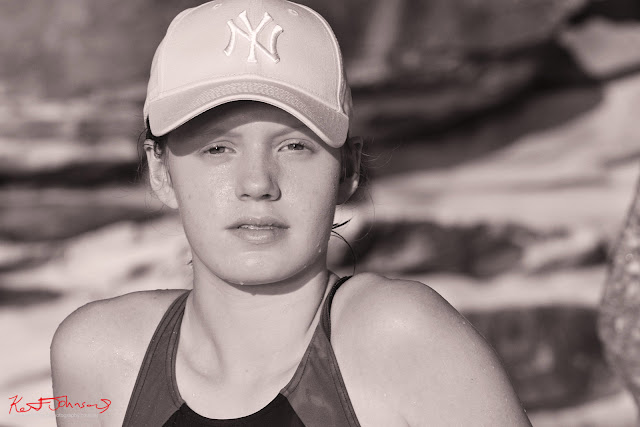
[168,159,233,221]
[284,159,341,221]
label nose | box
[235,152,281,201]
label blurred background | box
[2,0,640,426]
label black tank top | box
[123,276,361,426]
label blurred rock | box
[560,18,640,79]
[0,0,587,95]
[400,268,620,411]
[361,74,640,233]
[0,241,56,273]
[328,74,640,280]
[0,217,191,297]
[330,219,607,278]
[0,287,63,307]
[0,92,142,140]
[332,220,530,277]
[408,267,606,312]
[0,0,596,146]
[571,0,640,22]
[0,160,141,188]
[345,0,593,137]
[0,0,205,98]
[0,187,166,241]
[522,228,607,273]
[0,89,145,186]
[4,0,637,187]
[529,390,638,427]
[0,136,139,187]
[466,305,617,409]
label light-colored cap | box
[144,0,352,147]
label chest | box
[97,358,141,426]
[104,365,403,427]
[108,288,407,426]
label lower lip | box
[229,226,287,244]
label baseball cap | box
[144,0,352,147]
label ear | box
[145,140,179,209]
[337,136,363,205]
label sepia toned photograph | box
[2,0,640,426]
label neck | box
[181,262,335,383]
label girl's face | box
[152,102,354,286]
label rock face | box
[599,174,640,409]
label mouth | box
[228,217,289,230]
[237,224,284,230]
[227,217,289,244]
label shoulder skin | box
[330,273,532,427]
[50,289,187,426]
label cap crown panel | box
[158,0,340,107]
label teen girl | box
[51,0,532,425]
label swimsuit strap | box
[123,290,191,427]
[321,275,352,339]
[282,275,361,427]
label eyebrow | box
[270,123,312,139]
[197,128,240,139]
[192,123,311,141]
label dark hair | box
[144,117,167,159]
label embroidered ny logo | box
[224,10,283,63]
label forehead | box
[171,101,311,139]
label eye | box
[280,140,309,151]
[204,145,231,155]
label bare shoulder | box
[331,273,467,342]
[52,289,188,364]
[50,289,188,424]
[330,273,531,426]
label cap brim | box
[148,78,349,148]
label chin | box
[218,268,298,287]
[213,251,326,286]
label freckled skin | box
[164,102,343,286]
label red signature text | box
[8,395,111,414]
